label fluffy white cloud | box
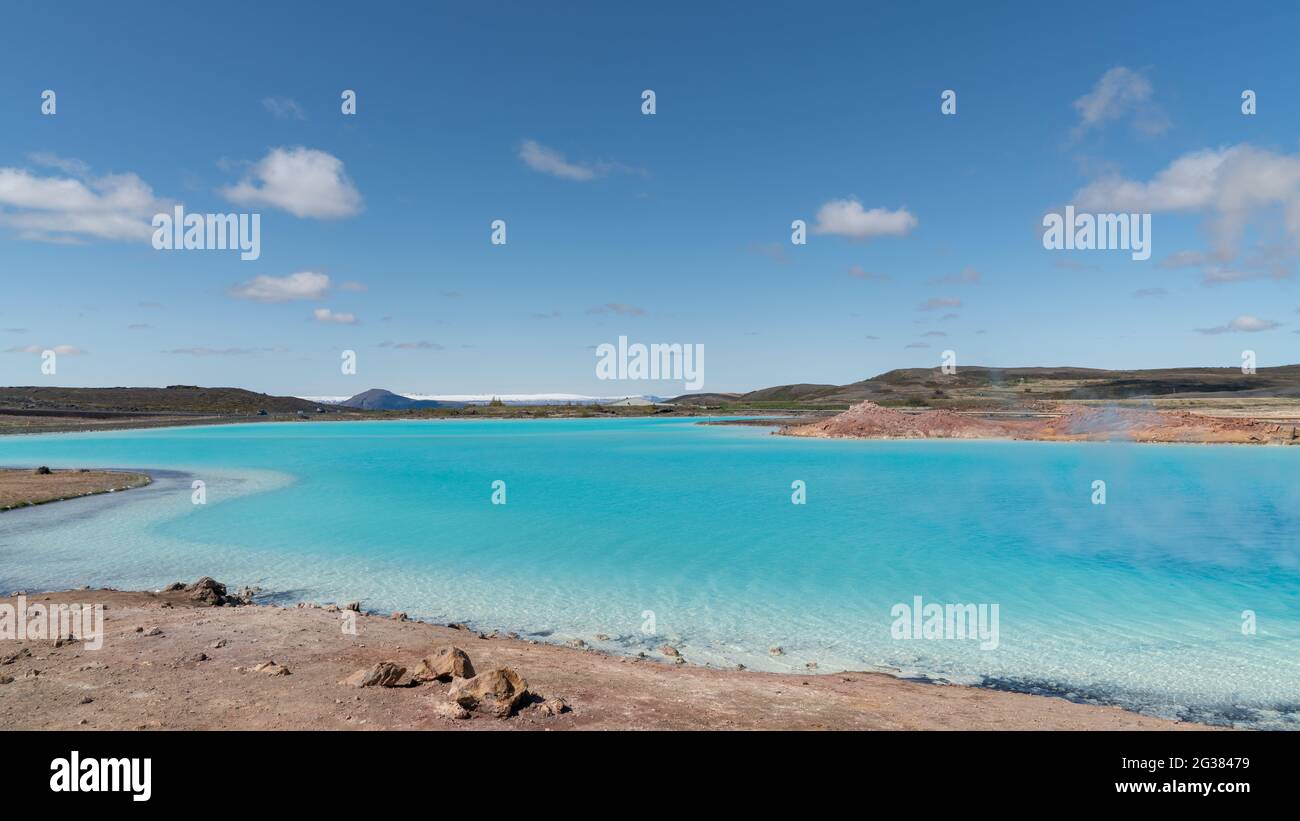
[1075,144,1300,261]
[1195,315,1280,335]
[222,147,362,218]
[229,271,330,302]
[0,161,169,243]
[519,140,596,181]
[312,308,358,324]
[1073,66,1168,136]
[517,140,643,181]
[813,198,917,240]
[1076,148,1228,213]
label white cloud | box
[1195,315,1280,335]
[229,271,330,302]
[262,97,305,120]
[0,162,170,243]
[340,281,367,292]
[918,297,961,312]
[313,308,358,324]
[26,152,90,176]
[5,344,86,355]
[520,140,595,180]
[1075,144,1300,261]
[1073,66,1169,136]
[813,198,917,240]
[222,147,362,218]
[1076,148,1229,213]
[518,139,642,182]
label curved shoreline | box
[0,585,1212,731]
[0,569,1241,729]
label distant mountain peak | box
[338,389,463,410]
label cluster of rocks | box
[163,577,255,607]
[339,645,568,720]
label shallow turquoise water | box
[2,418,1298,727]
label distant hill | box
[669,365,1300,407]
[666,392,743,406]
[0,385,328,415]
[338,389,466,410]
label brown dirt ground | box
[0,589,1210,731]
[0,468,151,511]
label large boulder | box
[341,662,406,688]
[185,577,249,606]
[412,647,475,682]
[448,668,529,717]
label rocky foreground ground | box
[781,401,1300,445]
[0,581,1207,731]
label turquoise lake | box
[2,417,1298,728]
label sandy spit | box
[0,468,151,511]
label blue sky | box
[1,1,1298,396]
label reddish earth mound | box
[782,401,1300,445]
[783,401,1019,439]
[1041,404,1296,443]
